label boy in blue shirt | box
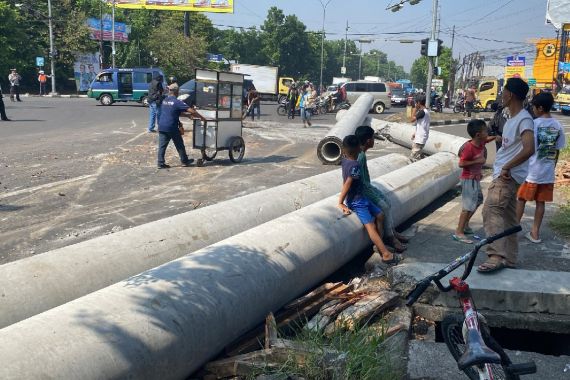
[338,135,397,264]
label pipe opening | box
[321,142,342,162]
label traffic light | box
[433,66,441,76]
[437,39,443,56]
[420,38,429,56]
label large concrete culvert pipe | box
[316,93,374,165]
[0,152,459,380]
[0,154,409,330]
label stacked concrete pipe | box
[316,93,374,165]
[0,152,460,380]
[0,154,408,329]
[370,118,468,156]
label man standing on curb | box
[38,71,49,96]
[0,84,11,121]
[478,78,534,274]
[147,74,164,133]
[410,94,430,162]
[8,69,22,102]
[157,84,206,169]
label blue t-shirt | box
[158,96,189,133]
[341,158,363,203]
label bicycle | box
[406,226,537,380]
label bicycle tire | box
[441,314,519,380]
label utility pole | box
[99,2,104,69]
[47,0,56,94]
[318,0,333,95]
[111,0,116,68]
[449,25,456,101]
[342,20,348,75]
[425,0,438,107]
[435,4,441,67]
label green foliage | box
[550,203,570,238]
[410,46,455,91]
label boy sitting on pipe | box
[355,125,409,253]
[338,135,398,264]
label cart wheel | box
[228,136,246,163]
[201,148,218,161]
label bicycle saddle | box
[458,329,502,370]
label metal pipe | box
[111,0,116,68]
[47,0,56,94]
[317,93,373,165]
[0,153,408,329]
[0,153,460,380]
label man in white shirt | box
[478,78,535,274]
[410,94,430,162]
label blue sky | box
[207,0,557,71]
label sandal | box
[390,238,407,253]
[477,258,515,274]
[463,227,474,235]
[395,232,410,243]
[452,234,473,244]
[524,232,542,244]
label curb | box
[23,94,88,98]
[430,117,491,126]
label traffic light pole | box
[47,0,56,95]
[425,0,438,108]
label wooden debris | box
[326,290,399,334]
[225,282,352,356]
[264,313,278,349]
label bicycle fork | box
[450,277,500,380]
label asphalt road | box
[0,97,409,263]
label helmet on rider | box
[168,76,178,85]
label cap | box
[504,78,529,101]
[39,70,44,74]
[168,83,179,92]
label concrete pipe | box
[371,119,468,156]
[0,154,409,330]
[0,153,459,380]
[317,93,374,165]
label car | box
[390,88,407,107]
[341,80,391,114]
[555,86,570,116]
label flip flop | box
[463,227,474,235]
[524,232,542,244]
[452,234,473,244]
[477,259,515,274]
[382,254,400,265]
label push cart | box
[192,68,246,166]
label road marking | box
[0,175,95,200]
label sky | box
[206,0,558,72]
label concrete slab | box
[407,340,570,380]
[391,262,570,315]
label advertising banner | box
[107,0,234,13]
[74,53,101,92]
[87,16,129,42]
[505,66,525,79]
[506,56,526,66]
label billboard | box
[107,0,234,13]
[505,66,525,79]
[87,16,129,42]
[74,53,101,92]
[506,56,525,66]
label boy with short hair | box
[516,92,566,243]
[410,94,430,161]
[355,125,409,252]
[338,135,397,264]
[453,119,495,244]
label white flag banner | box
[546,0,570,29]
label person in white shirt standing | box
[516,92,566,244]
[478,78,535,274]
[410,94,430,162]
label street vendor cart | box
[193,68,246,165]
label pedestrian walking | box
[38,70,49,96]
[147,74,164,133]
[156,84,206,169]
[409,94,430,161]
[464,85,476,117]
[287,84,298,119]
[0,84,11,121]
[247,87,260,121]
[299,86,313,128]
[478,78,534,274]
[8,69,22,102]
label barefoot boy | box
[338,135,397,264]
[453,119,494,244]
[516,92,566,243]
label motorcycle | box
[324,93,350,113]
[430,95,443,113]
[277,98,321,117]
[453,96,465,113]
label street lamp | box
[15,1,57,95]
[318,0,333,94]
[357,39,372,80]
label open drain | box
[435,322,570,356]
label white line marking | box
[0,175,95,200]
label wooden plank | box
[282,282,342,310]
[264,313,278,350]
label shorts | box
[301,107,312,121]
[461,178,483,212]
[347,197,382,225]
[517,182,554,202]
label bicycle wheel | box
[441,314,519,380]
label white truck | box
[230,63,293,102]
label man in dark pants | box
[157,84,206,169]
[8,69,22,102]
[147,74,164,133]
[0,85,10,121]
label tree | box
[410,46,454,91]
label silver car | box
[342,81,392,114]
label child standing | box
[453,119,494,244]
[410,94,430,162]
[516,92,566,243]
[338,135,397,264]
[355,125,409,252]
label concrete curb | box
[430,117,491,126]
[23,94,88,98]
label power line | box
[455,0,516,31]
